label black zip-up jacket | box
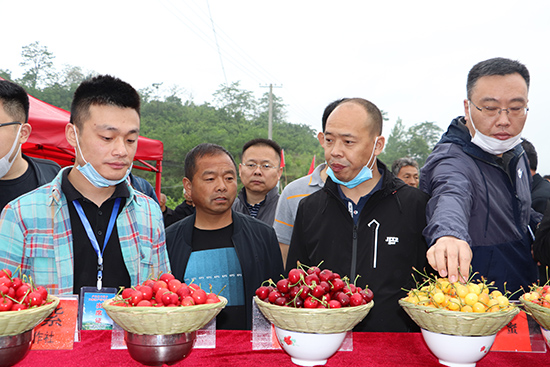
[26,154,61,185]
[166,210,284,329]
[287,160,429,332]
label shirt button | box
[353,210,358,215]
[98,210,103,216]
[98,230,103,236]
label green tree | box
[19,41,56,89]
[213,81,258,119]
[379,119,443,168]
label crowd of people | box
[1,57,550,332]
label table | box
[17,330,548,366]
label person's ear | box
[18,123,32,144]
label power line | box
[206,0,227,86]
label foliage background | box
[1,42,443,205]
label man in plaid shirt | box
[0,75,170,294]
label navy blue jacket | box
[420,117,542,294]
[165,210,284,329]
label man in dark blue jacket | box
[166,143,284,330]
[420,58,541,295]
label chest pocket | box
[24,236,57,286]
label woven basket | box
[254,296,374,334]
[519,295,550,330]
[0,296,60,336]
[102,296,227,335]
[398,299,519,336]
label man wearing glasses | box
[0,80,60,213]
[420,57,541,296]
[233,138,283,225]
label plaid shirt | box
[0,168,170,294]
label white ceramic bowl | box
[421,329,496,367]
[274,326,346,366]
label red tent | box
[21,94,163,197]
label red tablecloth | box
[15,330,548,367]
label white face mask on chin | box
[468,102,522,155]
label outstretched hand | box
[426,236,472,283]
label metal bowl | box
[124,331,196,366]
[0,330,33,367]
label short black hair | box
[241,138,282,164]
[467,58,530,99]
[70,74,140,128]
[521,138,537,171]
[185,143,237,180]
[0,80,29,123]
[391,157,419,176]
[323,98,383,136]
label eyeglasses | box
[0,121,22,128]
[241,163,278,171]
[469,100,528,118]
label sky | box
[3,0,550,172]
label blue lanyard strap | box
[72,197,121,290]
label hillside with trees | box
[2,42,443,206]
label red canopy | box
[21,93,163,197]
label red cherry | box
[328,300,341,309]
[129,290,143,306]
[140,286,153,301]
[0,296,13,311]
[337,292,350,307]
[307,266,321,276]
[277,279,290,294]
[1,269,12,279]
[304,296,319,308]
[181,296,195,306]
[191,289,207,305]
[349,293,363,307]
[28,291,44,307]
[255,286,270,300]
[159,273,175,284]
[288,268,304,285]
[168,279,182,293]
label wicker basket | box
[519,295,550,330]
[102,296,227,335]
[0,296,60,336]
[398,299,519,336]
[254,296,374,334]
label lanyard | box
[72,198,121,290]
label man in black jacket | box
[166,143,284,330]
[287,98,429,332]
[0,80,60,212]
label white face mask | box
[73,126,132,188]
[0,124,23,179]
[468,102,522,155]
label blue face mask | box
[73,126,132,188]
[326,137,378,189]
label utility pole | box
[260,84,282,140]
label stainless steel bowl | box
[124,331,196,366]
[0,330,33,367]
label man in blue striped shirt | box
[0,75,170,294]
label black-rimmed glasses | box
[0,121,22,128]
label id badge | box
[78,286,118,330]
